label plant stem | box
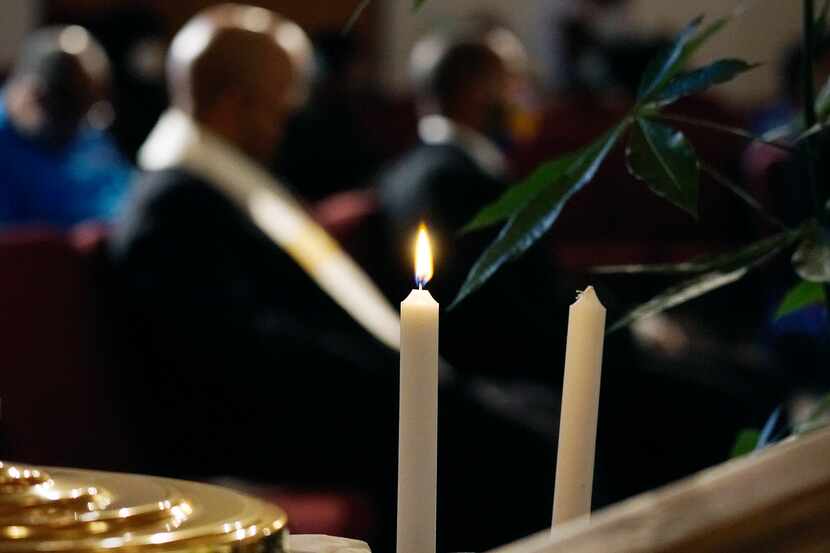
[803,0,823,214]
[803,0,830,323]
[700,163,788,230]
[653,113,796,153]
[342,0,371,34]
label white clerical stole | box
[139,109,401,351]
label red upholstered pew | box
[0,226,128,470]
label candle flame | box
[414,223,434,289]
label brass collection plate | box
[0,461,288,553]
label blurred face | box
[36,71,99,147]
[232,48,307,164]
[8,63,101,149]
[477,63,512,143]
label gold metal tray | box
[0,461,287,553]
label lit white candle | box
[397,224,439,553]
[552,286,606,526]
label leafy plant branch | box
[453,9,830,331]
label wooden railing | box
[488,426,830,553]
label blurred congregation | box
[0,0,825,552]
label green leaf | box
[627,118,699,218]
[683,16,729,59]
[610,266,750,333]
[638,16,704,102]
[594,232,798,275]
[774,280,826,320]
[608,230,798,333]
[651,59,758,106]
[792,223,830,283]
[451,123,628,308]
[413,0,427,8]
[461,153,579,235]
[730,429,760,458]
[637,16,730,104]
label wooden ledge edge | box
[488,426,830,553]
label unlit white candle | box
[552,286,606,526]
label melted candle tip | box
[575,286,598,302]
[576,286,595,299]
[574,286,604,309]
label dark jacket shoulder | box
[110,168,256,259]
[378,143,503,238]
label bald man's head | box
[168,4,314,162]
[6,25,111,147]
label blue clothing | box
[0,100,133,229]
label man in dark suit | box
[378,31,569,386]
[110,6,558,551]
[109,4,402,485]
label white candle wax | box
[552,286,606,526]
[397,287,439,553]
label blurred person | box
[0,25,132,228]
[110,3,398,479]
[382,35,512,236]
[377,29,570,385]
[110,6,560,551]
